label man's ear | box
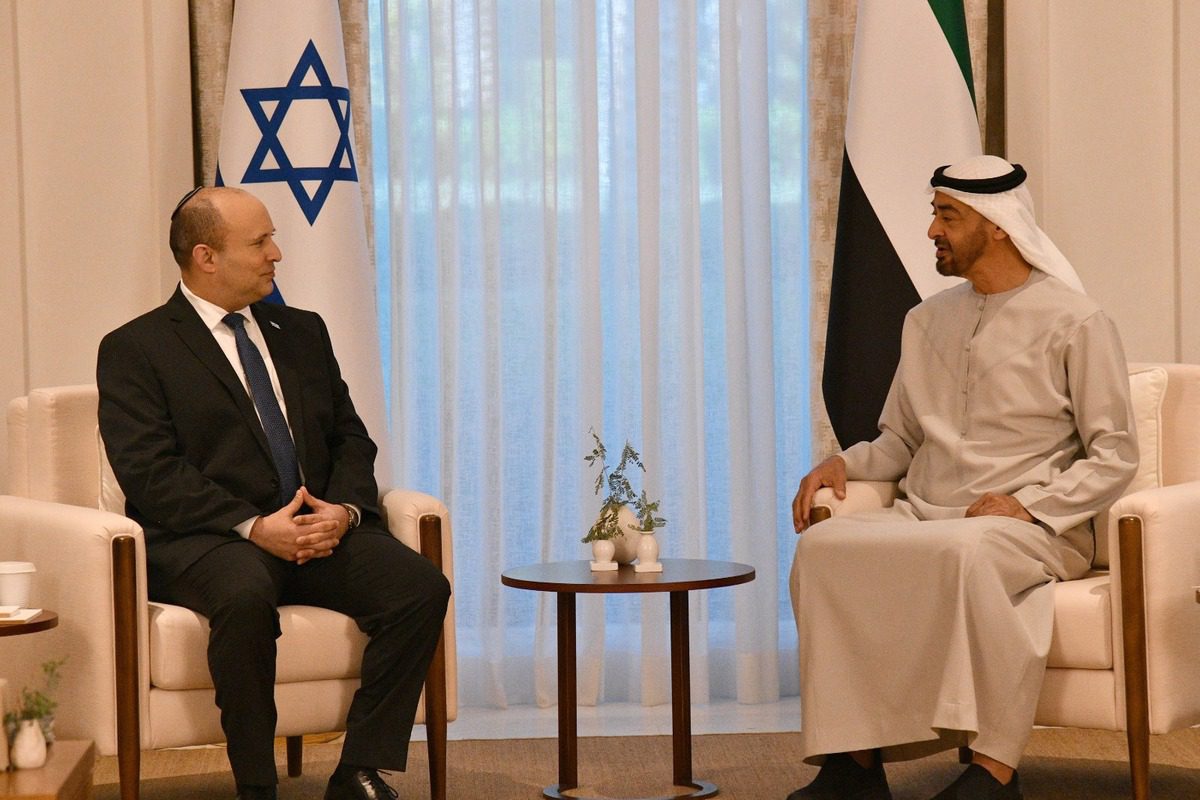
[192,243,218,274]
[991,225,1010,242]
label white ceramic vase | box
[634,532,662,572]
[610,505,641,564]
[589,539,618,572]
[11,718,47,769]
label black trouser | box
[151,528,451,786]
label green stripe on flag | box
[927,0,975,106]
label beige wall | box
[1007,1,1199,364]
[0,1,191,486]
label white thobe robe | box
[792,270,1138,767]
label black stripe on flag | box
[822,150,922,449]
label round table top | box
[0,609,58,637]
[501,558,755,594]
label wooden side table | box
[1,740,95,800]
[502,558,755,800]
[0,611,58,638]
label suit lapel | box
[166,288,273,462]
[252,303,310,469]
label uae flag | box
[823,1,982,448]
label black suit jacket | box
[97,286,381,581]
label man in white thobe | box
[788,156,1138,800]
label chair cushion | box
[23,385,101,507]
[1047,574,1111,670]
[96,427,125,513]
[148,602,367,690]
[1126,366,1167,495]
[1094,366,1167,568]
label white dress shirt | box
[179,281,295,538]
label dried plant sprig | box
[582,429,667,543]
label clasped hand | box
[964,492,1033,523]
[249,486,352,564]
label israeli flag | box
[216,0,388,469]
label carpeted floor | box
[92,728,1200,799]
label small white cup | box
[0,561,36,607]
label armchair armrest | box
[379,488,454,617]
[1107,481,1200,732]
[808,481,900,526]
[379,487,458,736]
[0,495,149,754]
[381,488,451,560]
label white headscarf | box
[929,155,1085,294]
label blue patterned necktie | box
[223,313,301,505]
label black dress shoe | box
[324,766,399,800]
[929,764,1022,799]
[235,785,277,800]
[786,752,892,800]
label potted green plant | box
[3,657,66,747]
[582,429,667,571]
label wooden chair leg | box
[1118,516,1151,800]
[286,736,304,777]
[113,535,142,800]
[424,634,448,800]
[1127,724,1150,800]
[420,515,449,800]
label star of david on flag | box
[215,0,389,480]
[237,39,358,225]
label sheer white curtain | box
[367,0,808,711]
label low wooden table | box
[502,558,755,800]
[1,740,94,800]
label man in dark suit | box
[97,186,450,800]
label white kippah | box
[930,156,1085,294]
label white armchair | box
[794,362,1200,800]
[1,385,457,800]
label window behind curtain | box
[367,0,808,710]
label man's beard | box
[934,240,961,277]
[935,251,960,277]
[934,232,986,277]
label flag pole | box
[985,0,1006,157]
